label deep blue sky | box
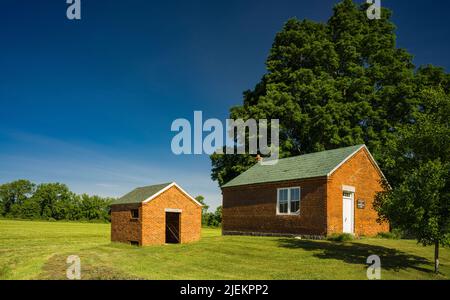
[1,0,449,210]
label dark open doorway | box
[165,212,180,244]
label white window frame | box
[276,187,301,215]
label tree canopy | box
[374,85,450,272]
[211,0,424,187]
[195,195,222,227]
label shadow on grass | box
[277,238,433,273]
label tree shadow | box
[277,238,433,273]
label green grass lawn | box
[0,219,448,280]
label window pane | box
[279,189,288,201]
[278,189,288,213]
[290,188,300,201]
[290,200,300,213]
[279,202,288,214]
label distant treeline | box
[195,195,222,227]
[0,180,114,222]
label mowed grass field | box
[0,220,449,280]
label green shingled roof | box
[222,145,365,188]
[112,182,173,205]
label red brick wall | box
[141,185,201,245]
[327,148,389,236]
[222,178,328,236]
[110,203,141,244]
[110,185,201,246]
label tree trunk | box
[434,240,439,274]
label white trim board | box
[165,208,182,213]
[342,185,356,192]
[142,182,203,207]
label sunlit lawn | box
[0,219,448,280]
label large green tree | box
[0,179,35,216]
[78,194,112,221]
[211,0,419,186]
[32,183,75,220]
[374,86,450,273]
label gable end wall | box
[326,148,389,236]
[141,185,201,245]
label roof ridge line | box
[278,144,365,161]
[222,144,368,188]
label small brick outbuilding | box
[111,182,202,246]
[221,145,389,238]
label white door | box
[342,191,354,234]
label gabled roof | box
[112,182,202,206]
[222,145,382,188]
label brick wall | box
[110,203,141,244]
[111,185,201,246]
[327,147,389,236]
[141,185,201,245]
[222,177,328,236]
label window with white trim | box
[277,187,301,215]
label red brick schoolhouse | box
[221,145,389,238]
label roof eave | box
[142,182,203,207]
[221,174,329,189]
[112,182,203,207]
